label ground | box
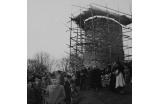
[74,86,132,104]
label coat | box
[64,81,71,102]
[27,87,36,104]
[46,84,66,104]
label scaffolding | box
[66,3,132,71]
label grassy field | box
[75,86,132,104]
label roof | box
[71,6,132,29]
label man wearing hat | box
[32,78,42,104]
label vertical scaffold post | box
[90,5,95,66]
[80,6,83,66]
[106,4,111,63]
[70,14,72,72]
[129,2,132,61]
[118,2,121,62]
[76,25,78,72]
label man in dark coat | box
[90,67,94,89]
[27,82,36,104]
[76,70,80,86]
[87,67,92,89]
[92,66,102,91]
[64,75,71,104]
[41,77,47,97]
[97,67,102,89]
[59,72,65,86]
[80,67,88,91]
[32,78,42,104]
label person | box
[46,73,65,104]
[87,67,92,89]
[107,63,112,74]
[46,76,51,87]
[115,62,125,93]
[109,62,117,92]
[64,75,71,104]
[59,72,65,85]
[41,77,47,104]
[90,66,94,89]
[80,66,88,91]
[32,78,42,104]
[70,79,79,104]
[27,82,36,104]
[124,66,131,86]
[92,66,102,91]
[97,66,102,89]
[75,70,80,86]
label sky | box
[27,0,132,60]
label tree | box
[34,52,57,72]
[27,59,47,74]
[56,56,70,71]
[69,52,83,72]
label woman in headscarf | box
[115,62,125,93]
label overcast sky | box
[27,0,132,59]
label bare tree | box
[34,52,56,72]
[56,56,70,71]
[27,58,47,74]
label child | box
[70,80,79,104]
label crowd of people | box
[27,61,132,104]
[27,70,79,104]
[75,61,132,93]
